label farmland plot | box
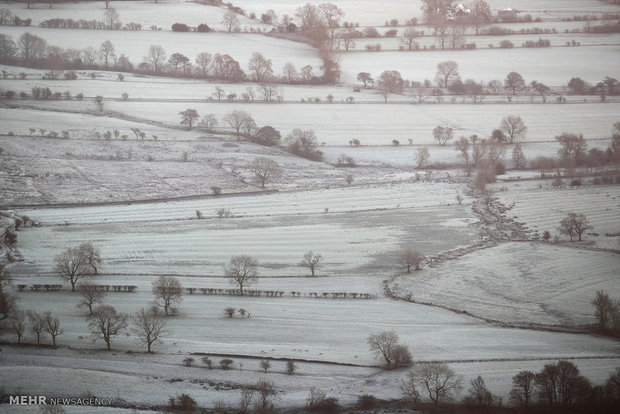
[338,45,620,85]
[2,0,268,31]
[0,26,323,75]
[494,184,620,250]
[101,100,620,145]
[389,242,620,328]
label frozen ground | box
[493,183,620,250]
[390,242,620,328]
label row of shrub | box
[16,284,137,292]
[183,287,376,299]
[40,18,142,31]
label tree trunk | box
[71,280,76,292]
[106,339,111,350]
[147,342,152,353]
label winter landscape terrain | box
[1,1,620,413]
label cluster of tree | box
[0,8,31,26]
[38,8,141,31]
[367,331,413,369]
[591,290,620,336]
[568,76,620,98]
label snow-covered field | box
[338,45,620,85]
[390,242,620,327]
[494,183,620,250]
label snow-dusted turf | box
[390,242,620,327]
[99,100,620,144]
[338,45,620,85]
[3,0,269,31]
[494,183,620,250]
[0,26,322,75]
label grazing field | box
[389,242,620,327]
[338,45,620,85]
[493,183,620,250]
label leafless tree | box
[435,61,460,87]
[282,62,298,83]
[405,363,463,407]
[152,275,183,316]
[512,143,527,169]
[224,255,259,296]
[300,251,322,276]
[249,52,273,83]
[147,45,166,72]
[255,379,277,414]
[249,157,281,189]
[78,242,103,275]
[286,360,297,375]
[433,126,454,146]
[43,311,63,347]
[296,3,321,33]
[88,305,128,350]
[556,133,587,167]
[27,310,46,345]
[531,80,552,103]
[260,360,271,373]
[377,70,404,103]
[222,10,240,32]
[591,290,615,332]
[199,114,218,131]
[195,52,212,77]
[258,84,280,103]
[559,213,591,242]
[318,2,344,49]
[179,109,199,130]
[286,129,322,160]
[463,375,494,408]
[400,27,420,50]
[99,40,115,68]
[224,110,254,137]
[510,370,536,409]
[416,146,430,168]
[470,0,492,34]
[54,246,93,291]
[239,388,254,413]
[504,72,526,95]
[500,115,527,143]
[300,65,314,83]
[132,307,168,353]
[337,27,357,51]
[454,136,470,166]
[8,310,26,343]
[367,330,401,368]
[77,283,106,315]
[103,7,120,30]
[401,250,425,273]
[400,370,421,404]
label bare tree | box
[27,310,46,345]
[224,255,259,296]
[54,246,93,291]
[400,27,420,50]
[224,110,254,138]
[463,375,494,408]
[591,290,615,332]
[147,45,166,72]
[556,133,587,167]
[296,3,321,33]
[103,7,120,30]
[286,129,322,161]
[260,360,271,373]
[8,310,26,343]
[512,143,527,169]
[179,109,199,130]
[531,80,551,103]
[377,70,404,103]
[500,115,527,143]
[300,251,322,276]
[152,275,183,316]
[255,379,278,414]
[99,40,115,68]
[249,157,281,188]
[18,32,47,62]
[248,52,273,83]
[282,62,298,83]
[470,0,492,34]
[435,61,460,88]
[405,363,463,407]
[559,213,591,242]
[416,146,430,168]
[43,311,63,347]
[367,330,401,368]
[195,52,212,77]
[88,305,128,350]
[510,370,536,409]
[454,136,470,166]
[78,242,103,275]
[356,72,374,88]
[504,72,526,95]
[132,307,168,353]
[222,10,240,32]
[199,114,218,131]
[77,283,106,315]
[433,126,454,146]
[401,250,424,273]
